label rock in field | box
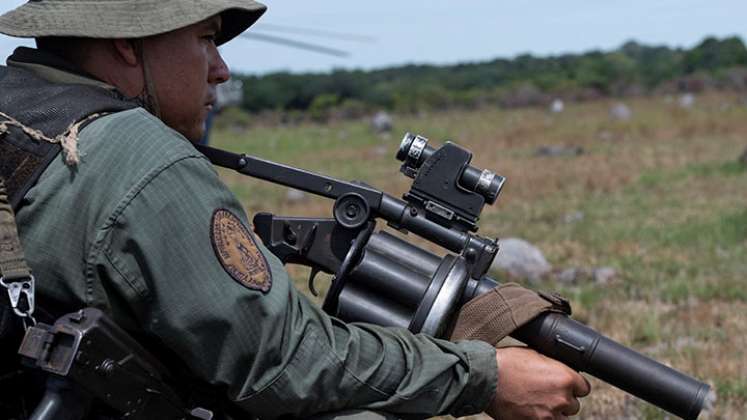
[678,93,695,109]
[550,98,565,113]
[554,266,617,286]
[593,266,617,285]
[371,111,393,134]
[491,238,552,283]
[555,267,591,285]
[610,103,632,121]
[285,189,307,204]
[535,145,584,157]
[562,211,585,224]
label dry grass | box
[212,92,747,419]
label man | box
[0,1,589,418]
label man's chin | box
[162,116,205,143]
[187,129,205,144]
[179,122,206,144]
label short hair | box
[35,36,91,64]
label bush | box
[213,107,253,131]
[308,93,340,122]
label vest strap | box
[0,177,35,326]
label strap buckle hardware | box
[1,274,36,326]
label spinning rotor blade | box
[253,23,376,43]
[240,32,351,58]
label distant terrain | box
[211,90,747,419]
[232,36,747,119]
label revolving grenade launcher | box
[197,133,711,420]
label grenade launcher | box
[197,133,710,419]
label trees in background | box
[235,36,747,116]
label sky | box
[1,0,746,75]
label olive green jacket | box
[9,49,497,419]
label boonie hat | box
[0,0,267,46]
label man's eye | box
[203,34,217,42]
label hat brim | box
[217,5,266,46]
[0,0,266,46]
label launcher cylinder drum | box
[335,231,466,337]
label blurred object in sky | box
[610,103,632,121]
[234,17,379,60]
[252,23,376,44]
[240,32,350,58]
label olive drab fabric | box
[0,178,32,284]
[0,0,267,47]
[2,49,499,418]
[0,177,31,341]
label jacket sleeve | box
[89,154,497,419]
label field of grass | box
[211,92,747,419]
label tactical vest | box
[0,63,138,419]
[0,64,139,209]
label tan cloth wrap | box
[0,178,32,280]
[450,283,569,345]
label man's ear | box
[111,39,140,67]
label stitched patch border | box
[210,209,272,293]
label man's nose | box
[209,48,230,84]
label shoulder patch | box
[211,209,272,293]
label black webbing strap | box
[0,177,35,328]
[194,144,244,170]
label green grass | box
[717,378,747,401]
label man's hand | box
[486,347,591,419]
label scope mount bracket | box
[402,142,486,232]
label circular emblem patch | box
[211,209,272,293]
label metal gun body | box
[18,308,200,420]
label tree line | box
[234,36,747,117]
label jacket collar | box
[7,47,115,90]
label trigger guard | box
[321,222,375,315]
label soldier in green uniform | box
[0,1,590,418]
